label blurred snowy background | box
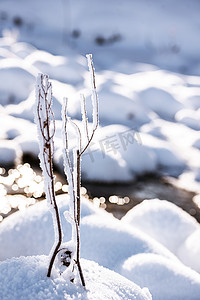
[0,0,200,219]
[1,2,200,299]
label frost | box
[86,54,99,131]
[61,54,99,286]
[34,73,62,277]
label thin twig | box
[80,54,98,155]
[35,74,62,278]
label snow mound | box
[121,253,200,300]
[1,196,200,299]
[25,50,86,85]
[0,59,36,105]
[193,138,200,150]
[0,140,22,166]
[95,89,151,127]
[0,195,178,266]
[122,199,199,254]
[0,256,151,300]
[175,109,200,130]
[81,148,133,182]
[96,125,157,176]
[142,133,185,175]
[139,87,183,120]
[178,228,200,273]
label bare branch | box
[80,94,89,143]
[61,54,98,287]
[86,54,98,131]
[67,117,82,152]
[61,98,77,241]
[80,54,99,155]
[35,73,62,278]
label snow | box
[81,147,133,182]
[0,58,36,105]
[0,256,151,300]
[122,199,199,255]
[175,108,200,130]
[86,54,99,131]
[0,140,22,166]
[25,50,86,85]
[0,28,199,184]
[1,195,200,299]
[178,228,200,273]
[0,45,199,184]
[0,195,178,263]
[121,253,200,300]
[0,0,200,298]
[139,87,183,120]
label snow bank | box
[122,199,199,254]
[178,229,200,273]
[0,37,199,184]
[95,125,157,177]
[142,133,185,174]
[94,89,151,127]
[1,196,200,299]
[121,253,200,300]
[25,50,86,85]
[81,148,133,182]
[0,58,36,105]
[175,109,200,130]
[0,140,22,166]
[0,256,151,300]
[139,87,183,120]
[0,195,177,266]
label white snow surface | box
[0,256,151,300]
[121,253,200,300]
[0,0,199,187]
[1,1,200,299]
[122,199,199,261]
[1,195,200,299]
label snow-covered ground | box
[0,0,200,190]
[0,255,152,300]
[1,0,200,298]
[1,195,200,299]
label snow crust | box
[0,1,200,298]
[1,195,200,299]
[0,256,151,300]
[0,29,200,186]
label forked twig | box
[35,74,62,278]
[61,54,98,287]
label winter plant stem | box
[35,54,98,284]
[61,54,98,287]
[77,150,81,227]
[35,74,62,278]
[47,180,62,277]
[76,149,85,286]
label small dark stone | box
[171,44,180,54]
[108,33,121,43]
[127,112,135,120]
[95,36,106,46]
[72,30,81,38]
[13,16,23,27]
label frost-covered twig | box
[61,54,98,287]
[35,74,62,278]
[80,54,99,155]
[62,101,85,287]
[80,94,89,143]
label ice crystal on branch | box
[34,54,98,287]
[35,74,62,278]
[61,54,99,287]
